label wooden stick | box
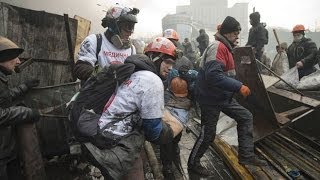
[273,29,281,46]
[64,14,76,81]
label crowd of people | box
[1,3,320,180]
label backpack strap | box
[95,33,103,65]
[130,44,134,55]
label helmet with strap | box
[101,4,139,30]
[144,37,177,60]
[101,4,139,49]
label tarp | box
[274,67,320,91]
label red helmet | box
[163,29,179,41]
[144,37,177,59]
[292,24,305,33]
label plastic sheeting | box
[274,67,320,91]
[274,67,299,90]
[271,52,289,76]
[297,70,320,90]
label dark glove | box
[25,79,40,88]
[31,109,40,122]
[73,60,94,80]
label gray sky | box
[103,0,320,37]
[241,0,320,30]
[2,0,320,37]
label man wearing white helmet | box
[74,4,139,81]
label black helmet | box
[0,36,24,62]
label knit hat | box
[0,36,24,62]
[220,16,241,35]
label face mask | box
[110,35,132,49]
[293,34,303,42]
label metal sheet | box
[233,47,279,141]
[268,86,320,108]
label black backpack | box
[69,54,157,147]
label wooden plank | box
[255,147,292,180]
[64,14,76,81]
[9,61,72,87]
[214,136,278,180]
[233,47,279,141]
[275,113,291,125]
[0,2,9,36]
[1,2,77,86]
[144,141,163,180]
[261,74,280,88]
[213,137,254,180]
[268,86,320,108]
[73,15,91,62]
[279,106,311,119]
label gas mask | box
[110,35,131,49]
[110,21,135,49]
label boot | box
[239,156,268,166]
[187,163,211,176]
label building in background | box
[162,0,248,45]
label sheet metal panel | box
[233,47,279,141]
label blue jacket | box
[196,34,242,105]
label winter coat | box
[173,56,194,70]
[182,41,194,55]
[196,32,209,50]
[287,37,318,77]
[0,68,34,163]
[196,33,242,105]
[246,23,268,60]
